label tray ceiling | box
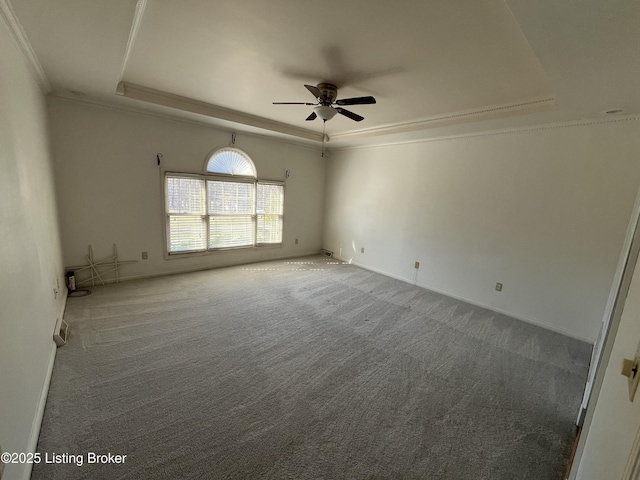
[6,0,640,146]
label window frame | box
[255,180,286,247]
[163,171,285,257]
[165,173,208,255]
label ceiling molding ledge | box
[0,0,51,94]
[117,0,147,81]
[116,81,323,143]
[328,96,556,143]
[47,93,323,152]
[331,115,640,151]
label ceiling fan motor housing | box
[317,83,338,104]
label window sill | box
[164,243,283,260]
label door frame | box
[577,201,640,425]
[570,187,640,477]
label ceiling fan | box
[273,83,376,122]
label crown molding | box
[0,0,51,93]
[329,96,556,143]
[115,80,559,146]
[331,115,640,152]
[50,90,639,155]
[116,81,324,143]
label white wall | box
[574,248,640,479]
[0,17,66,480]
[323,120,640,341]
[48,98,326,281]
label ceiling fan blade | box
[335,96,376,106]
[305,84,323,99]
[336,107,364,122]
[305,112,317,121]
[273,102,316,105]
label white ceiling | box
[7,0,640,147]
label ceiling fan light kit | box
[314,105,338,121]
[274,83,376,123]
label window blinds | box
[166,175,284,253]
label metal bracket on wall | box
[65,244,137,286]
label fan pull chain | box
[321,120,326,157]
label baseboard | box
[413,280,594,343]
[20,341,57,480]
[14,290,68,480]
[75,250,324,285]
[338,257,595,344]
[564,426,582,480]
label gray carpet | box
[32,256,590,479]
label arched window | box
[165,148,284,254]
[205,148,256,177]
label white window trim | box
[163,171,285,258]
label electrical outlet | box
[414,261,420,269]
[295,238,299,244]
[361,247,365,254]
[142,251,148,260]
[495,282,503,292]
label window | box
[167,176,206,252]
[257,183,284,243]
[165,148,284,254]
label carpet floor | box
[32,255,590,479]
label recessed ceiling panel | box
[122,0,554,136]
